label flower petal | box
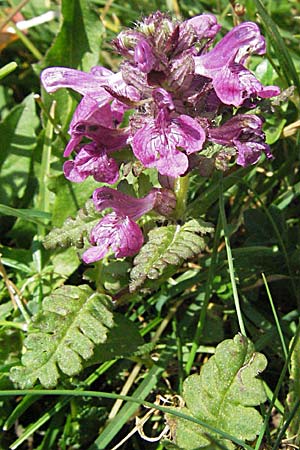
[212,63,280,106]
[64,144,119,184]
[111,216,144,258]
[63,160,88,183]
[235,141,272,166]
[41,67,110,98]
[132,109,205,177]
[208,114,264,144]
[82,245,109,264]
[93,187,157,220]
[174,115,206,154]
[194,22,266,77]
[156,149,189,177]
[84,213,144,262]
[132,119,190,177]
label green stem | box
[31,101,55,302]
[0,320,27,330]
[174,174,189,219]
[0,62,17,80]
[37,101,55,238]
[7,22,43,60]
[34,95,69,145]
[219,173,246,336]
[173,316,184,393]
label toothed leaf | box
[85,313,152,365]
[10,285,113,388]
[130,219,213,292]
[166,335,267,449]
[43,200,101,250]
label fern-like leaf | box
[43,199,101,250]
[130,219,213,292]
[166,335,267,450]
[10,285,113,388]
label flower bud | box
[134,39,156,73]
[152,188,177,217]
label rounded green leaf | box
[167,335,267,449]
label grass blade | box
[219,173,246,336]
[253,0,300,92]
[0,204,51,225]
[262,273,288,360]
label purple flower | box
[132,89,206,177]
[63,143,119,184]
[42,66,139,160]
[64,95,130,157]
[41,12,279,212]
[82,213,144,263]
[46,92,130,184]
[208,114,272,166]
[83,187,176,263]
[60,97,128,184]
[193,22,280,106]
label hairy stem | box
[174,174,189,220]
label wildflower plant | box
[3,3,300,449]
[41,12,279,264]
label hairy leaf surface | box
[43,199,101,250]
[10,285,113,388]
[166,335,267,449]
[130,219,213,291]
[85,313,152,366]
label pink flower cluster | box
[41,12,279,262]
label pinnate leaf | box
[10,285,113,388]
[43,199,101,250]
[166,335,267,449]
[130,219,213,292]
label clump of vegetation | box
[0,0,299,449]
